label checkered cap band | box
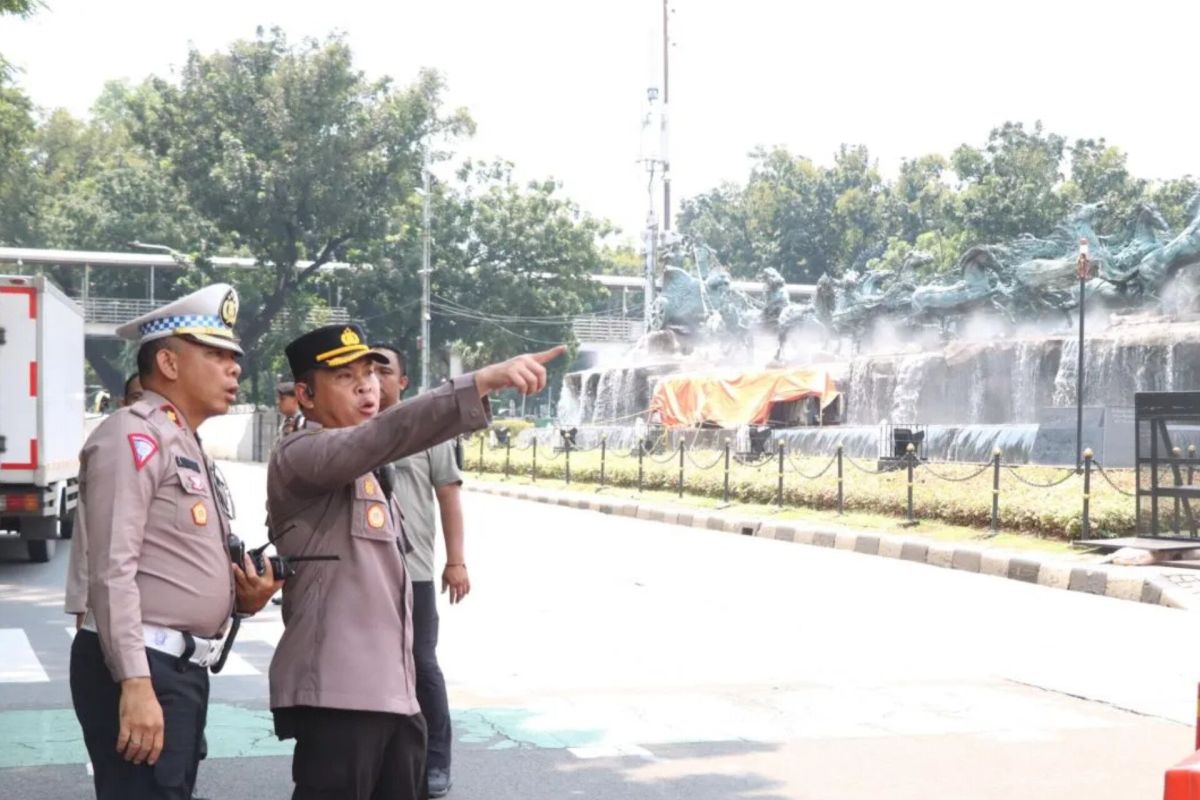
[138,314,228,336]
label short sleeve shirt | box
[391,440,463,582]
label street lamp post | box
[1075,238,1091,470]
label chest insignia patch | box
[367,504,387,529]
[186,474,208,493]
[128,434,159,471]
[364,479,376,496]
[191,502,208,526]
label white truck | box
[0,274,84,562]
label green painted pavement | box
[0,706,606,769]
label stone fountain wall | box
[843,322,1200,426]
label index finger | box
[530,345,567,364]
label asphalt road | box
[0,460,1194,799]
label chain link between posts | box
[786,452,838,480]
[1003,465,1078,488]
[917,460,994,483]
[1093,461,1137,497]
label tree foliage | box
[0,28,615,402]
[677,120,1197,285]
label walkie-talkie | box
[228,533,338,578]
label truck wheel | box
[59,490,75,540]
[27,539,54,563]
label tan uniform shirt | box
[74,390,235,681]
[267,375,488,716]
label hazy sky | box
[3,0,1198,242]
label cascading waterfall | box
[546,321,1200,465]
[889,354,937,424]
[1011,340,1042,422]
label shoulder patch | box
[128,433,159,471]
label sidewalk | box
[466,478,1200,612]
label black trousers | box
[412,580,451,772]
[288,707,427,800]
[70,630,209,800]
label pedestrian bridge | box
[75,295,350,339]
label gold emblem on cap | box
[220,290,239,328]
[341,327,361,346]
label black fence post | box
[723,439,731,504]
[478,435,485,478]
[903,443,917,526]
[1081,448,1093,539]
[836,445,844,515]
[991,448,1001,534]
[531,439,537,484]
[678,440,685,498]
[637,442,644,494]
[504,439,511,479]
[776,441,785,507]
[565,439,571,486]
[600,435,607,489]
[1190,445,1197,486]
[1173,447,1183,534]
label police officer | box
[69,283,282,800]
[276,380,304,438]
[268,323,562,800]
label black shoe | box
[428,767,452,798]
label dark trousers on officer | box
[70,630,209,800]
[284,707,427,800]
[412,580,452,773]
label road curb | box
[467,481,1195,611]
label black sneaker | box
[428,767,452,798]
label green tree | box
[1148,176,1200,231]
[677,182,758,277]
[1060,138,1145,232]
[340,159,610,398]
[826,144,892,269]
[889,154,956,243]
[125,28,472,397]
[951,121,1068,243]
[743,146,837,282]
[0,69,34,243]
[0,0,38,16]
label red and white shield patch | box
[128,433,159,471]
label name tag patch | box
[175,456,201,472]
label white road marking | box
[569,743,655,760]
[212,652,260,677]
[237,620,284,648]
[0,628,50,682]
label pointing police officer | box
[268,323,562,800]
[69,283,281,800]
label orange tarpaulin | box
[649,367,839,428]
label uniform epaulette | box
[127,399,185,433]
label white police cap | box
[115,283,244,356]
